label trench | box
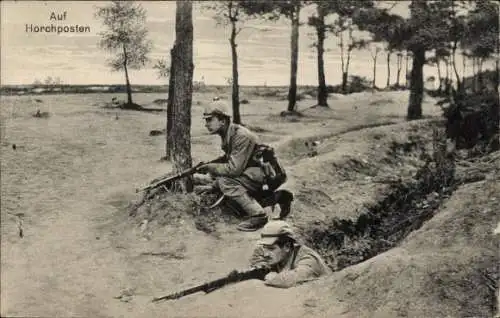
[299,132,458,272]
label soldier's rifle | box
[136,160,216,193]
[152,266,271,302]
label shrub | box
[439,89,499,152]
[327,75,372,95]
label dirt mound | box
[129,189,242,239]
[307,163,498,317]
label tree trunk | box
[372,50,379,90]
[316,7,328,107]
[445,59,451,93]
[396,54,402,87]
[339,31,347,93]
[344,47,353,93]
[165,46,176,161]
[386,51,391,88]
[451,41,461,91]
[405,52,410,88]
[491,97,500,151]
[171,0,194,192]
[230,16,241,124]
[461,53,466,85]
[478,58,484,89]
[123,45,133,105]
[287,4,300,112]
[472,57,477,92]
[436,60,442,92]
[450,1,461,91]
[341,72,348,93]
[495,51,499,94]
[407,47,425,120]
[492,54,499,151]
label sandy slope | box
[1,90,496,317]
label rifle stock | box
[152,266,271,302]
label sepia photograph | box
[1,1,499,317]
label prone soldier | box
[249,220,332,288]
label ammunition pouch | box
[252,144,287,192]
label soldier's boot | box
[276,190,294,220]
[259,190,294,220]
[232,193,268,232]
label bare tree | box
[95,1,152,107]
[240,0,304,113]
[405,51,411,88]
[336,18,369,94]
[169,0,195,192]
[287,0,302,112]
[330,1,373,94]
[166,51,176,161]
[227,1,242,124]
[370,45,382,89]
[308,2,329,106]
[205,1,247,124]
[386,50,391,88]
[395,52,403,87]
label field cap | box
[203,100,231,119]
[258,220,297,246]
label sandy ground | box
[1,89,497,317]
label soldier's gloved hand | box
[197,163,217,175]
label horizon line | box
[0,83,320,88]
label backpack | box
[252,145,287,192]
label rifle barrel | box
[137,162,207,193]
[151,266,270,302]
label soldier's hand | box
[264,271,278,281]
[194,185,214,195]
[251,262,270,270]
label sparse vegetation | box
[95,1,152,108]
[440,87,499,152]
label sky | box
[0,0,482,87]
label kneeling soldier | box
[250,220,332,288]
[197,101,286,231]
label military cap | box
[203,100,231,119]
[258,220,297,245]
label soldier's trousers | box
[194,174,265,217]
